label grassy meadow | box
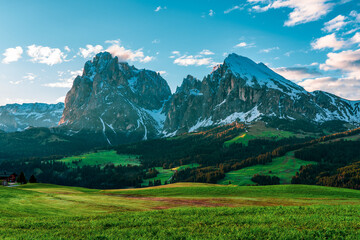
[1,183,360,239]
[224,123,301,147]
[142,164,200,186]
[57,150,140,167]
[218,152,317,185]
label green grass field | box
[142,164,200,186]
[1,183,360,239]
[224,123,299,147]
[171,163,200,171]
[218,152,316,185]
[142,167,174,186]
[57,150,140,167]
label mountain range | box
[1,52,359,145]
[0,103,64,132]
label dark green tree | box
[17,172,27,184]
[29,175,37,183]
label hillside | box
[0,183,359,239]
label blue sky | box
[0,0,359,105]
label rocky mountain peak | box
[175,75,202,94]
[59,51,172,145]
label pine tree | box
[29,175,37,183]
[17,172,27,184]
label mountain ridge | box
[1,52,359,144]
[0,102,64,132]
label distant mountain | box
[0,103,64,132]
[163,53,360,134]
[59,52,171,145]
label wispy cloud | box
[155,6,167,12]
[273,66,321,82]
[156,70,167,76]
[322,15,349,32]
[248,0,339,26]
[2,46,23,64]
[9,73,37,85]
[209,9,215,16]
[44,70,82,88]
[224,6,243,14]
[234,42,256,48]
[200,49,215,55]
[174,55,213,66]
[260,46,279,53]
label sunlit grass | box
[57,150,140,167]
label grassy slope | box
[57,150,140,167]
[142,167,174,186]
[1,183,360,239]
[142,164,200,186]
[224,122,306,147]
[218,152,316,185]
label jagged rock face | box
[59,52,171,144]
[0,103,64,132]
[163,53,360,134]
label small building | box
[0,171,17,183]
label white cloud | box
[200,49,215,55]
[155,6,166,12]
[260,46,279,53]
[2,46,23,64]
[157,70,167,76]
[273,66,321,82]
[174,54,217,67]
[249,0,336,26]
[44,70,82,88]
[319,48,360,79]
[27,45,66,65]
[322,15,348,32]
[79,44,104,58]
[311,33,346,50]
[105,42,154,63]
[234,42,255,48]
[64,46,71,52]
[209,9,215,16]
[298,48,360,99]
[299,76,360,100]
[23,73,36,81]
[235,42,247,48]
[169,51,180,58]
[350,10,360,22]
[152,39,160,44]
[351,32,360,45]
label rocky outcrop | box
[59,52,171,145]
[0,103,64,132]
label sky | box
[0,0,359,106]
